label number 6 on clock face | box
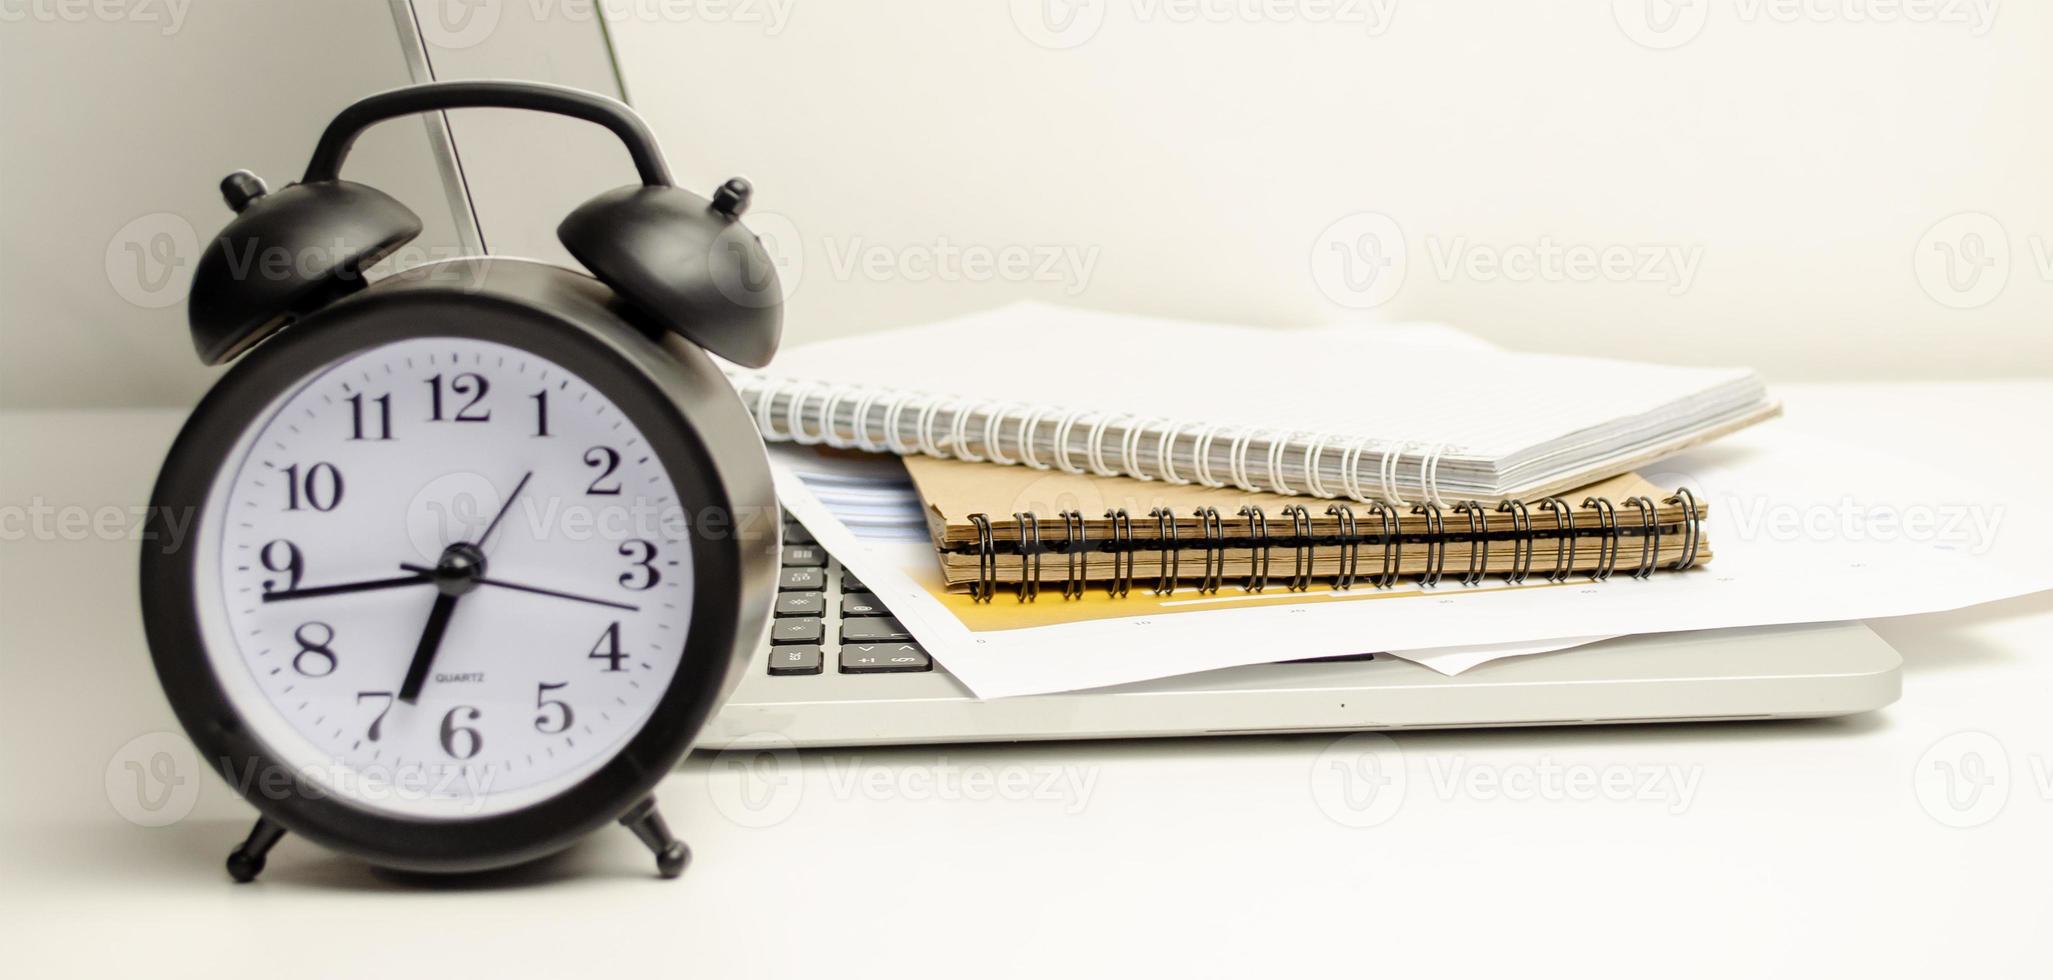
[196,335,696,819]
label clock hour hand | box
[396,543,486,705]
[262,572,430,603]
[398,565,641,613]
[398,591,458,705]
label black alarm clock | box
[139,81,781,882]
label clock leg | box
[225,816,286,883]
[619,797,690,879]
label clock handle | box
[226,816,287,883]
[301,80,674,188]
[619,797,691,879]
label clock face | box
[193,335,694,819]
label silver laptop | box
[386,5,1902,748]
[703,522,1898,748]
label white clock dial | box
[195,336,694,819]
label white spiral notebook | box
[730,304,1779,504]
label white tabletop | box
[4,382,2050,978]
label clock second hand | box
[473,470,532,551]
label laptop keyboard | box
[768,517,933,677]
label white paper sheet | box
[774,419,2052,699]
[1385,636,1616,675]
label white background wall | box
[609,0,2052,379]
[2,0,2048,411]
[0,1,472,408]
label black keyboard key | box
[782,545,826,567]
[768,645,823,675]
[775,591,825,617]
[782,522,815,544]
[840,592,886,617]
[840,642,932,674]
[841,617,910,643]
[778,568,825,591]
[771,618,824,645]
[839,574,867,593]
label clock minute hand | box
[262,573,431,603]
[398,565,640,613]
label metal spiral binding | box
[883,391,920,455]
[790,382,832,445]
[1497,498,1534,585]
[1283,505,1314,591]
[1367,500,1400,588]
[1058,510,1087,600]
[914,397,949,457]
[1268,433,1298,497]
[981,402,1019,464]
[946,398,985,462]
[1581,496,1620,582]
[1412,502,1446,589]
[1086,414,1127,477]
[1013,511,1042,602]
[851,390,888,452]
[1017,407,1052,469]
[1452,501,1489,587]
[741,374,1449,503]
[1237,505,1271,592]
[965,485,1706,601]
[1193,507,1225,594]
[1537,497,1575,583]
[1104,509,1135,598]
[1663,487,1702,570]
[1626,495,1660,580]
[1149,507,1180,595]
[967,513,997,603]
[1121,419,1159,481]
[1325,503,1360,591]
[817,386,853,448]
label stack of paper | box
[751,308,2047,699]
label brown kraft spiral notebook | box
[901,455,1709,601]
